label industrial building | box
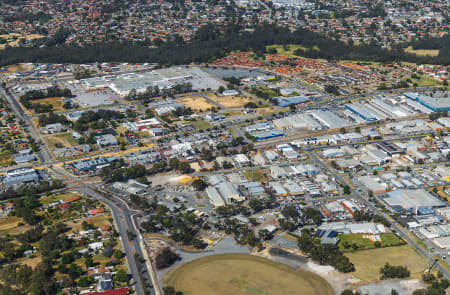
[358,175,388,194]
[318,222,386,234]
[384,189,446,213]
[205,186,226,207]
[273,95,311,107]
[404,92,450,112]
[345,102,377,121]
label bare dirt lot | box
[206,94,256,108]
[176,95,215,111]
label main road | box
[0,86,53,163]
[51,167,159,295]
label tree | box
[85,256,94,268]
[115,269,128,283]
[380,263,410,279]
[67,263,82,280]
[155,248,179,269]
[113,249,124,259]
[343,185,351,195]
[192,179,207,191]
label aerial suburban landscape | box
[0,0,448,295]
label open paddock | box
[164,254,334,295]
[176,95,216,111]
[206,94,256,108]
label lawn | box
[338,233,405,252]
[164,254,334,295]
[45,132,78,149]
[405,46,440,57]
[408,74,442,87]
[345,245,428,282]
[243,169,266,182]
[191,119,213,130]
[266,44,319,57]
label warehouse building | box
[310,110,350,129]
[345,102,377,121]
[404,92,450,112]
[205,186,225,207]
[384,189,446,213]
[273,95,310,107]
[359,175,388,194]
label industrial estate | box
[0,0,449,295]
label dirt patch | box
[206,94,256,108]
[176,96,215,111]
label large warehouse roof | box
[385,189,446,212]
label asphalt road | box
[51,168,155,295]
[1,87,53,163]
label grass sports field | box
[164,254,334,295]
[345,245,427,282]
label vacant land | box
[206,94,256,108]
[408,74,442,87]
[45,132,78,148]
[190,119,213,130]
[243,169,266,182]
[164,254,334,295]
[345,245,427,282]
[66,213,111,233]
[0,216,22,231]
[0,151,14,166]
[338,233,405,252]
[39,192,81,204]
[176,95,215,111]
[405,46,440,57]
[26,97,64,114]
[5,63,34,73]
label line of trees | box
[0,24,448,66]
[20,87,73,113]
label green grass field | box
[345,245,428,282]
[266,44,319,57]
[191,119,213,130]
[405,46,440,57]
[164,254,334,295]
[338,233,405,252]
[408,74,442,87]
[45,132,78,148]
[243,169,266,182]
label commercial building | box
[3,167,40,187]
[67,156,117,173]
[95,134,118,147]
